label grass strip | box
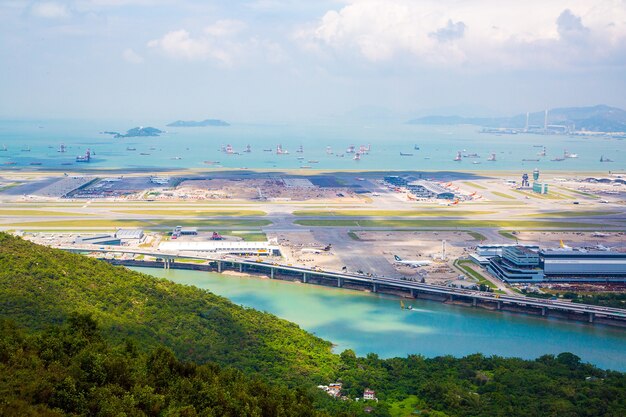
[491,191,516,200]
[295,219,601,228]
[498,230,518,240]
[293,210,495,217]
[528,211,619,218]
[456,260,498,290]
[466,231,487,241]
[114,209,267,216]
[0,209,82,217]
[463,181,487,190]
[10,219,272,228]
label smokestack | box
[544,109,548,130]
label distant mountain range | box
[408,105,626,132]
[167,119,230,127]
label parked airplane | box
[393,255,432,267]
[302,244,332,254]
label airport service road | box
[312,228,402,278]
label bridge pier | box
[217,261,222,273]
[303,273,307,283]
[472,297,477,307]
[372,283,377,293]
[270,268,274,279]
[589,312,594,323]
[542,307,546,316]
[338,278,343,288]
[239,263,243,273]
[497,301,502,310]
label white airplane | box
[302,244,332,254]
[302,248,324,254]
[393,255,432,267]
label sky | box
[1,0,626,122]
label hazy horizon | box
[2,1,626,123]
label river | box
[132,267,626,371]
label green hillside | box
[1,232,626,417]
[0,233,338,385]
[0,316,325,416]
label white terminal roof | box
[159,241,280,253]
[407,180,452,194]
[115,229,144,239]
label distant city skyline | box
[1,0,625,122]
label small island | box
[167,119,230,127]
[104,127,164,138]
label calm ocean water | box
[135,267,626,371]
[1,119,624,172]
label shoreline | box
[1,167,619,179]
[118,259,626,329]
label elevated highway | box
[60,245,626,327]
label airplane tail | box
[394,255,402,261]
[560,240,566,248]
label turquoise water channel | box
[133,267,626,371]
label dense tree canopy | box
[1,232,625,417]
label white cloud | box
[148,20,285,67]
[148,30,212,61]
[204,19,246,37]
[122,48,143,63]
[296,0,626,69]
[31,1,70,19]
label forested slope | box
[0,233,338,384]
[2,232,626,417]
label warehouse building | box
[541,250,626,281]
[115,229,144,240]
[74,234,121,246]
[483,246,626,283]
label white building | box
[363,389,377,401]
[115,229,144,240]
[159,241,281,256]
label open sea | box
[1,119,624,172]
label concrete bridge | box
[60,245,626,327]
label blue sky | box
[1,0,626,122]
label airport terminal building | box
[481,245,626,283]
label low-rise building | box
[363,389,377,401]
[74,234,121,246]
[159,241,281,256]
[533,182,549,194]
[484,246,626,283]
[318,383,343,398]
[541,250,626,281]
[384,176,408,187]
[115,229,144,240]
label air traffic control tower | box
[532,168,549,194]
